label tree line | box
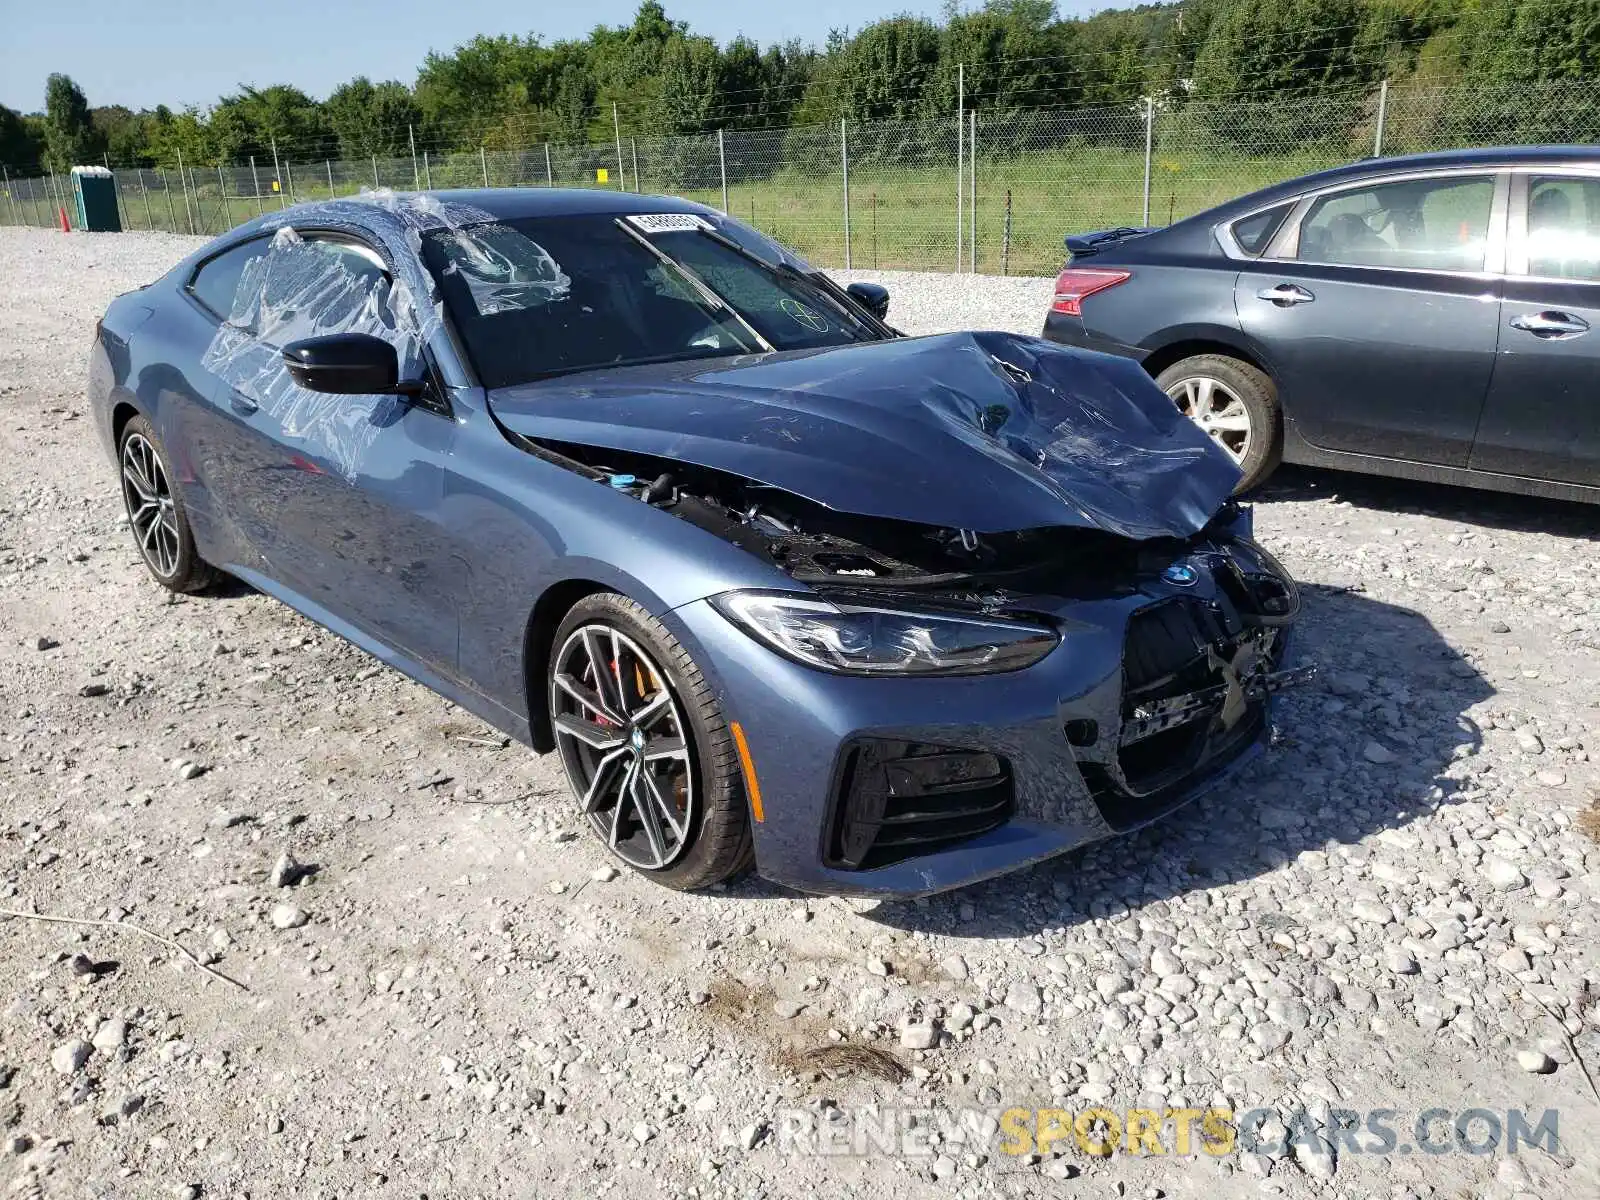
[4,0,1599,173]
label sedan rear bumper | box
[1040,311,1145,361]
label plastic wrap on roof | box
[200,190,570,480]
[201,225,432,482]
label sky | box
[0,0,1115,115]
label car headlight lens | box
[710,591,1059,676]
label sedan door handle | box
[1509,310,1589,340]
[1257,283,1315,306]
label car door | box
[1469,170,1600,487]
[1234,170,1507,467]
[199,231,464,676]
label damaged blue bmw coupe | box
[90,189,1310,897]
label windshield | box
[420,212,882,388]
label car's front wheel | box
[548,592,754,890]
[1155,355,1282,492]
[118,415,218,593]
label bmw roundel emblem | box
[1161,562,1199,587]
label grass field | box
[4,143,1357,276]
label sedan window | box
[1291,175,1495,272]
[1525,176,1600,281]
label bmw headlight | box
[710,591,1059,676]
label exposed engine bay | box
[507,431,1290,608]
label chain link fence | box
[5,78,1599,276]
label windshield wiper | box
[612,219,775,354]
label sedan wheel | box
[551,623,695,870]
[1165,375,1253,465]
[121,432,182,578]
[1153,354,1282,493]
[117,415,218,593]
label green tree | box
[43,73,103,171]
[652,35,723,133]
[324,78,419,158]
[1192,0,1368,101]
[0,103,45,168]
[836,16,943,121]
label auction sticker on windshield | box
[625,213,715,234]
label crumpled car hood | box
[486,331,1240,539]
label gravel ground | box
[2,227,1598,1200]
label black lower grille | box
[825,740,1014,870]
[1085,597,1272,828]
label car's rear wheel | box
[1155,355,1282,492]
[118,415,218,594]
[548,592,754,890]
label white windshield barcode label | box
[625,213,713,234]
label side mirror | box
[845,281,890,321]
[281,332,422,395]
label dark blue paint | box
[91,188,1291,897]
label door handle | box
[1257,283,1315,306]
[1509,310,1589,340]
[229,393,259,416]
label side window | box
[186,238,271,320]
[1525,176,1600,281]
[252,239,392,346]
[1290,175,1495,272]
[1230,202,1295,256]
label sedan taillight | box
[1051,268,1131,316]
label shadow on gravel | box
[1255,464,1599,542]
[862,580,1494,941]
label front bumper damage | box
[667,527,1313,898]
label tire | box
[1154,354,1282,492]
[117,415,219,594]
[547,592,754,891]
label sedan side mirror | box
[282,332,423,396]
[845,281,890,322]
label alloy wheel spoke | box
[609,762,637,848]
[580,748,631,814]
[631,691,671,729]
[1209,409,1251,433]
[643,735,687,763]
[553,711,626,751]
[628,768,669,866]
[638,767,687,842]
[581,628,624,717]
[554,672,622,726]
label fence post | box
[249,156,263,215]
[271,138,286,209]
[544,143,553,187]
[841,119,851,271]
[1002,188,1012,277]
[372,155,379,190]
[176,148,195,234]
[631,138,640,194]
[106,153,132,232]
[1142,96,1154,227]
[481,146,489,187]
[284,160,295,204]
[218,165,229,229]
[969,109,977,273]
[161,169,178,232]
[1,166,15,227]
[613,104,625,191]
[955,61,964,273]
[1374,79,1389,158]
[326,159,334,197]
[409,125,419,190]
[718,129,729,214]
[139,169,154,229]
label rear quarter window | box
[186,238,271,320]
[1229,202,1295,256]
